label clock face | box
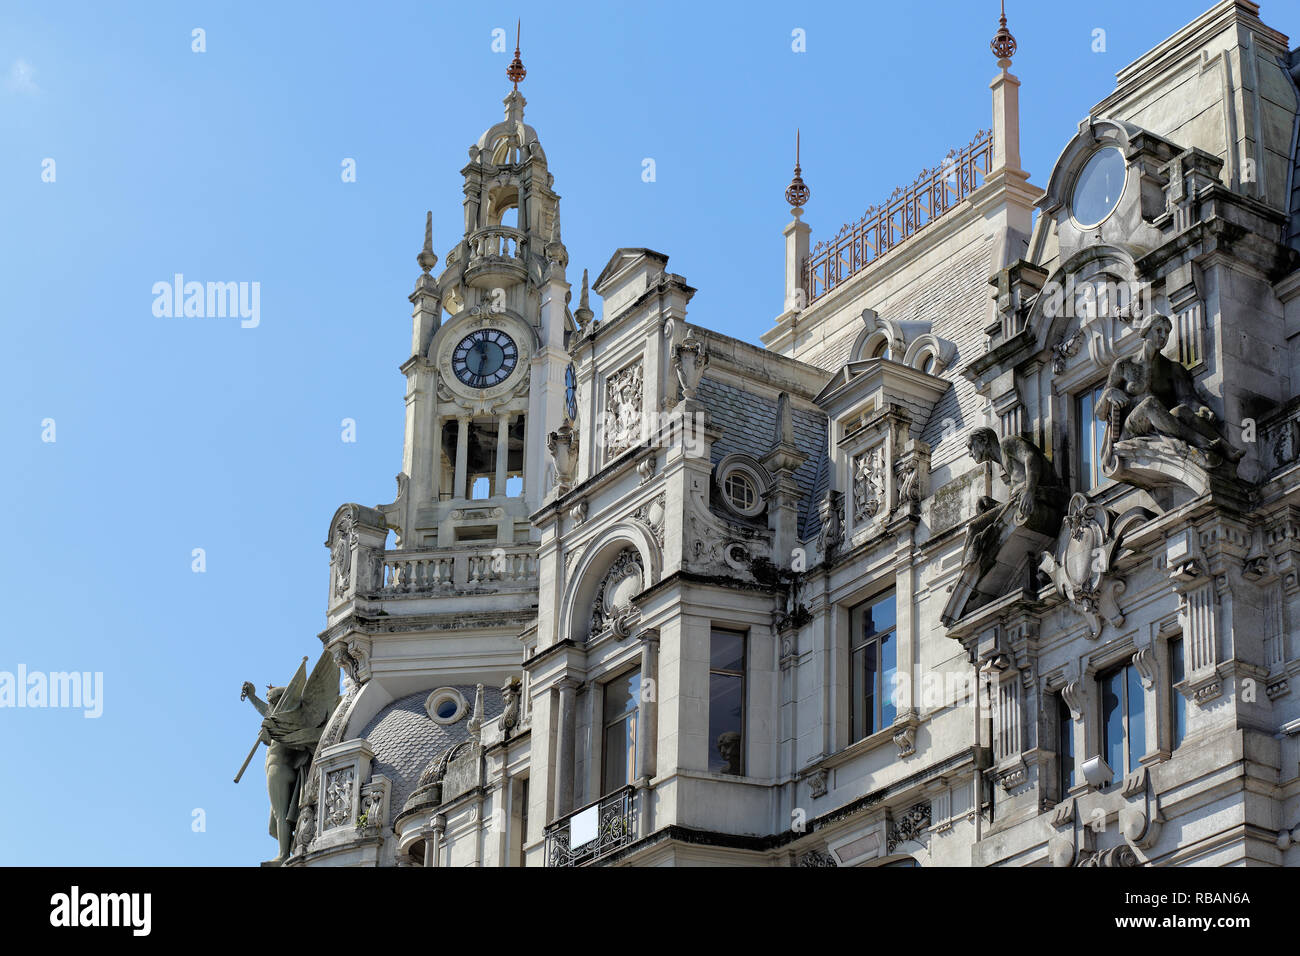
[452,329,518,388]
[565,364,578,420]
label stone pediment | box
[815,357,949,431]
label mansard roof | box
[358,685,504,815]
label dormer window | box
[1070,146,1126,228]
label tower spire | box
[575,269,594,327]
[990,1,1017,69]
[784,129,810,217]
[507,20,527,91]
[417,210,437,274]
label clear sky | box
[0,0,1263,864]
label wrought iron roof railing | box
[802,129,994,304]
[544,786,636,867]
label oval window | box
[1071,146,1126,228]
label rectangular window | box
[1099,661,1145,780]
[1170,637,1187,750]
[850,592,898,743]
[1058,693,1075,796]
[601,670,640,795]
[1078,383,1110,492]
[708,629,746,775]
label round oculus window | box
[724,472,757,513]
[425,688,467,725]
[1071,146,1126,228]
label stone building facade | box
[255,0,1300,866]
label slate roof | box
[359,685,504,816]
[697,377,829,546]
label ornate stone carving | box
[637,454,656,484]
[893,459,919,515]
[632,493,666,548]
[807,768,829,799]
[590,549,644,639]
[1051,325,1087,373]
[499,676,521,739]
[547,423,578,493]
[570,500,588,524]
[1076,845,1141,867]
[797,849,838,867]
[941,428,1066,626]
[852,446,884,522]
[892,725,917,758]
[604,362,644,458]
[1040,494,1152,639]
[1097,313,1243,501]
[672,336,709,402]
[817,490,843,559]
[886,802,932,853]
[330,509,359,598]
[324,767,355,830]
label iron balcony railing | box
[544,786,636,867]
[803,129,993,303]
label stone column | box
[783,213,810,314]
[495,414,511,495]
[636,630,659,782]
[636,630,660,837]
[989,65,1022,175]
[429,415,442,502]
[422,826,437,868]
[553,678,579,818]
[453,416,470,500]
[428,815,445,867]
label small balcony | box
[377,544,537,594]
[464,225,528,288]
[544,786,637,867]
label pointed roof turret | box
[417,210,438,274]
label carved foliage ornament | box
[886,802,932,854]
[590,549,644,638]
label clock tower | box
[380,66,575,553]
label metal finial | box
[575,268,594,326]
[507,20,527,90]
[417,210,438,274]
[990,0,1017,66]
[785,129,810,213]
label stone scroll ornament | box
[941,428,1067,626]
[1039,494,1153,639]
[1096,313,1243,501]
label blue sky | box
[0,0,1256,864]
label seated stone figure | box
[942,427,1066,625]
[1097,313,1243,471]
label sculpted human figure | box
[241,682,314,863]
[1098,313,1243,467]
[960,426,1065,587]
[237,656,336,865]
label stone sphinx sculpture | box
[941,427,1067,626]
[1097,313,1242,501]
[236,653,339,865]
